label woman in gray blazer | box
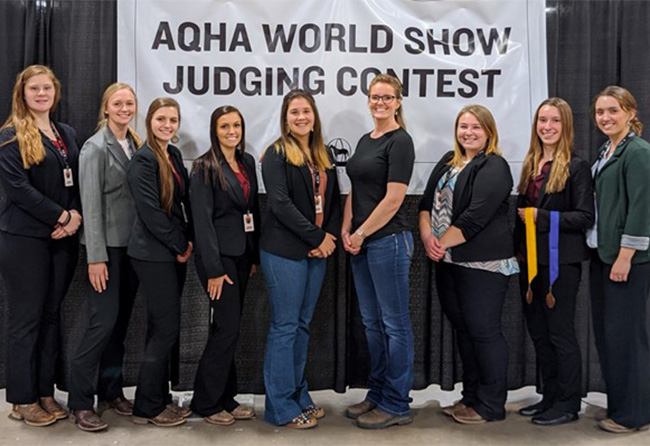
[68,83,142,432]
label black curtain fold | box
[2,0,650,395]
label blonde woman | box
[260,89,341,429]
[514,98,593,426]
[67,83,143,431]
[0,65,81,426]
[418,105,516,424]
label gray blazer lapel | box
[104,126,129,170]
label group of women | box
[0,65,649,435]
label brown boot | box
[70,410,108,432]
[204,410,235,426]
[105,397,134,416]
[442,401,467,417]
[40,397,68,420]
[9,403,57,427]
[356,408,413,429]
[345,399,377,419]
[133,407,186,427]
[166,403,192,419]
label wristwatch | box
[355,228,365,238]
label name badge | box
[243,212,255,232]
[63,168,74,187]
[315,194,323,214]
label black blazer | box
[189,152,260,278]
[260,145,342,260]
[419,150,514,262]
[513,157,594,265]
[127,143,192,262]
[0,122,81,238]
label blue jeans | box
[350,231,414,416]
[260,249,326,425]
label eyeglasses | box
[368,95,397,104]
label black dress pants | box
[68,247,139,410]
[191,253,252,416]
[435,262,509,420]
[591,253,650,429]
[0,231,78,404]
[518,262,582,413]
[130,259,186,418]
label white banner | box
[118,0,547,193]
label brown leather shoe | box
[204,410,236,426]
[303,404,325,419]
[598,418,650,434]
[133,407,186,427]
[594,408,608,422]
[442,401,467,417]
[285,413,317,429]
[70,410,108,432]
[9,403,57,427]
[452,406,487,425]
[230,405,255,420]
[345,399,377,419]
[356,408,413,429]
[105,397,133,416]
[167,403,192,419]
[40,397,68,420]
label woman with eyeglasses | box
[342,73,416,429]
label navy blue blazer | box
[0,122,81,238]
[127,143,192,262]
[260,145,342,260]
[189,152,260,278]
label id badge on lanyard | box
[243,211,255,232]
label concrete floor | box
[0,386,648,446]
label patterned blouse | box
[430,164,519,276]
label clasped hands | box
[422,234,446,262]
[308,232,337,258]
[51,209,82,239]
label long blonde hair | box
[368,73,406,129]
[1,65,61,168]
[144,97,181,214]
[96,82,142,147]
[518,98,573,194]
[591,85,643,136]
[449,104,502,168]
[271,89,332,170]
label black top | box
[0,122,81,238]
[513,157,594,265]
[189,152,260,278]
[127,143,192,262]
[260,145,342,260]
[346,128,415,242]
[419,150,514,262]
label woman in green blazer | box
[587,86,650,434]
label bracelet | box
[60,210,71,227]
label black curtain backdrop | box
[1,0,650,395]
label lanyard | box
[49,122,69,167]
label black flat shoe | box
[531,409,578,426]
[518,400,552,417]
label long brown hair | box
[1,65,61,168]
[270,89,332,170]
[192,105,246,188]
[368,73,406,129]
[590,85,643,136]
[96,82,142,147]
[144,97,181,214]
[449,104,502,168]
[518,98,573,194]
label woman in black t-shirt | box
[342,74,416,429]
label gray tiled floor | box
[1,386,647,445]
